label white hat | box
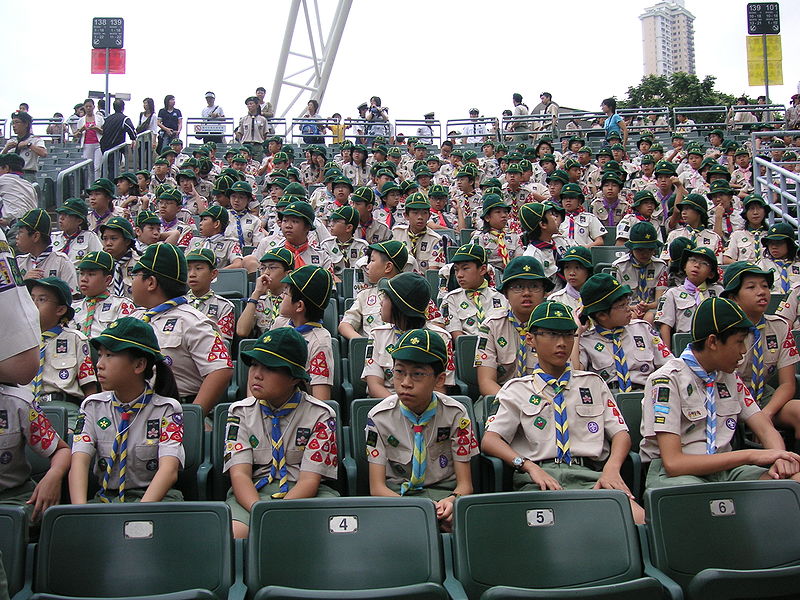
[205,91,216,98]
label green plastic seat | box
[767,293,787,315]
[614,392,645,500]
[247,497,447,599]
[424,269,444,307]
[671,332,692,357]
[591,245,627,270]
[445,491,672,599]
[644,480,800,599]
[603,226,618,246]
[31,503,234,600]
[323,297,339,339]
[459,228,475,245]
[176,404,204,500]
[342,337,369,407]
[211,268,249,299]
[26,405,68,480]
[454,335,479,401]
[0,506,27,598]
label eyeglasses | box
[391,368,434,382]
[506,282,544,293]
[686,256,712,268]
[533,331,577,340]
[30,296,59,306]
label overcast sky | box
[2,0,797,136]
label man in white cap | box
[201,91,225,143]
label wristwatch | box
[512,456,529,472]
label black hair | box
[289,284,325,322]
[113,99,125,112]
[766,238,798,261]
[690,327,750,352]
[602,97,617,113]
[441,140,453,149]
[307,99,319,113]
[138,268,189,298]
[163,95,175,109]
[391,304,426,331]
[143,97,155,115]
[256,86,267,93]
[21,224,51,245]
[0,153,25,171]
[126,348,180,400]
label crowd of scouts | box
[3,122,800,541]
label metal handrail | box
[55,159,93,208]
[186,117,235,142]
[133,130,153,172]
[100,140,130,179]
[445,118,500,143]
[752,129,800,240]
[393,119,442,146]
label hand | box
[26,268,45,280]
[751,448,800,468]
[768,457,800,479]
[254,273,269,295]
[527,464,562,491]
[28,473,62,521]
[434,496,455,532]
[593,469,635,499]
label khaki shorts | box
[645,458,768,488]
[89,488,184,503]
[227,481,338,526]
[514,460,603,491]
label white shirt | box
[201,105,225,119]
[0,173,37,219]
[76,113,105,146]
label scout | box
[69,318,185,503]
[185,249,236,344]
[275,200,332,271]
[52,198,102,262]
[545,169,569,206]
[99,216,139,299]
[615,190,663,245]
[72,251,136,339]
[520,201,567,289]
[469,194,524,274]
[226,181,265,249]
[175,169,207,217]
[558,183,606,248]
[15,209,78,292]
[441,244,507,339]
[482,301,644,523]
[721,262,800,440]
[237,248,294,338]
[708,179,744,242]
[185,205,243,270]
[640,297,800,487]
[756,222,800,294]
[391,192,446,273]
[663,193,723,260]
[130,243,233,414]
[579,273,671,393]
[320,205,369,278]
[149,158,178,194]
[372,181,405,232]
[157,187,195,248]
[224,327,339,538]
[86,178,122,233]
[655,246,723,350]
[475,256,552,397]
[114,172,143,220]
[722,194,770,264]
[547,246,593,317]
[612,222,668,322]
[135,209,172,252]
[427,184,455,231]
[314,173,353,222]
[590,171,631,229]
[366,329,477,531]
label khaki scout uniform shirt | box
[559,211,607,247]
[238,114,269,144]
[709,202,745,241]
[160,218,195,248]
[677,169,708,194]
[342,163,369,187]
[731,168,754,195]
[340,285,442,339]
[775,282,800,329]
[655,283,723,335]
[0,387,61,489]
[374,204,407,230]
[486,369,628,463]
[226,211,265,247]
[320,237,369,276]
[356,219,392,245]
[185,234,243,269]
[474,309,539,386]
[663,227,723,261]
[756,257,800,294]
[71,294,136,339]
[615,214,663,243]
[36,328,96,398]
[391,225,446,272]
[441,286,507,336]
[546,286,583,316]
[612,255,668,305]
[362,324,455,393]
[722,229,766,264]
[579,320,672,390]
[187,291,236,344]
[589,197,632,228]
[72,391,185,488]
[223,393,338,482]
[630,175,658,194]
[130,304,233,398]
[149,176,177,195]
[249,293,284,337]
[522,238,569,289]
[52,230,103,263]
[366,393,478,488]
[450,190,483,226]
[640,358,761,462]
[274,317,335,388]
[735,315,799,393]
[87,207,125,234]
[17,249,78,293]
[469,229,524,273]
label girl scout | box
[547,246,593,317]
[52,198,102,262]
[757,222,800,294]
[612,222,668,323]
[469,194,524,275]
[722,194,770,265]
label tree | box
[621,72,742,123]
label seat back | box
[323,297,339,339]
[453,491,645,598]
[671,332,692,357]
[34,503,233,598]
[767,293,787,315]
[211,268,248,298]
[210,402,233,500]
[347,337,369,403]
[0,506,27,597]
[330,337,343,405]
[454,335,479,401]
[615,392,645,450]
[645,481,800,590]
[247,497,442,592]
[176,403,204,499]
[236,339,258,401]
[591,245,626,269]
[27,405,68,479]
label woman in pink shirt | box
[75,98,104,178]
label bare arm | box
[368,462,399,497]
[366,375,392,399]
[761,364,796,422]
[29,440,70,520]
[69,451,92,504]
[284,470,323,499]
[194,368,233,416]
[229,463,259,512]
[477,366,501,397]
[310,384,331,401]
[141,455,180,502]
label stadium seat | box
[444,491,675,599]
[0,506,28,599]
[31,502,234,600]
[212,268,249,299]
[246,497,447,599]
[615,392,645,499]
[177,404,204,500]
[454,335,479,401]
[603,226,618,246]
[342,337,368,406]
[767,293,787,315]
[644,481,800,598]
[459,228,475,245]
[209,402,233,501]
[424,269,443,307]
[26,404,68,481]
[323,297,339,339]
[591,246,627,270]
[671,332,692,357]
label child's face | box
[16,227,37,253]
[138,224,161,245]
[259,261,289,294]
[567,166,581,182]
[383,191,400,209]
[504,280,545,318]
[642,164,654,177]
[506,171,520,186]
[247,363,299,403]
[216,194,232,209]
[745,204,765,226]
[328,218,350,239]
[187,262,216,294]
[611,149,624,161]
[392,359,443,406]
[562,262,589,289]
[528,328,574,371]
[709,134,722,147]
[632,248,655,263]
[366,252,390,284]
[199,216,219,237]
[58,213,83,234]
[542,211,562,233]
[416,175,431,188]
[547,181,563,198]
[684,255,714,285]
[429,196,445,211]
[95,346,145,392]
[731,274,771,316]
[561,196,581,212]
[454,261,486,291]
[101,230,128,258]
[709,330,748,373]
[269,186,283,201]
[29,285,66,329]
[680,207,702,228]
[78,269,111,297]
[159,200,179,221]
[279,288,301,319]
[332,184,350,202]
[542,162,555,174]
[136,174,149,189]
[88,191,111,211]
[351,200,372,222]
[688,154,702,169]
[487,207,509,230]
[179,178,195,194]
[116,180,131,196]
[597,156,611,167]
[280,215,310,244]
[598,296,632,328]
[154,164,168,177]
[656,174,673,191]
[230,192,250,211]
[767,240,789,259]
[638,199,657,218]
[379,292,393,323]
[602,182,621,200]
[578,153,590,165]
[407,209,430,233]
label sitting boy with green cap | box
[53,198,102,262]
[558,183,607,248]
[756,222,800,294]
[612,221,668,322]
[225,327,339,538]
[320,204,369,279]
[100,216,140,299]
[15,208,78,292]
[640,297,800,488]
[238,248,294,338]
[391,192,445,273]
[662,193,723,262]
[590,171,631,229]
[85,178,123,233]
[71,251,136,338]
[150,158,177,194]
[185,248,236,344]
[482,301,644,523]
[268,200,332,274]
[225,180,264,249]
[135,209,172,251]
[708,179,744,242]
[469,194,524,275]
[156,187,195,247]
[547,246,593,317]
[520,201,567,290]
[366,329,477,531]
[185,205,243,269]
[615,190,663,246]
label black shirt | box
[100,112,136,151]
[157,108,182,132]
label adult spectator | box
[200,91,225,144]
[509,92,530,141]
[534,92,559,137]
[255,86,275,118]
[236,96,269,157]
[2,111,47,178]
[100,99,137,178]
[365,96,390,140]
[157,94,182,152]
[786,94,800,130]
[417,112,435,144]
[675,112,696,133]
[66,103,84,137]
[0,153,38,247]
[300,99,325,144]
[462,108,487,144]
[136,97,158,155]
[46,112,66,143]
[601,97,627,146]
[75,98,104,179]
[353,101,369,144]
[727,97,757,130]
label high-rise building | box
[640,0,696,76]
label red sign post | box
[91,48,126,74]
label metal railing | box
[30,118,66,143]
[55,159,94,208]
[557,111,607,138]
[671,106,728,133]
[618,107,671,135]
[100,130,153,179]
[186,117,235,143]
[500,114,558,141]
[737,103,785,128]
[289,117,345,144]
[445,118,500,144]
[341,118,391,145]
[752,129,800,241]
[393,119,441,147]
[133,130,154,173]
[0,118,6,140]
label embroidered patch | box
[366,430,378,447]
[208,304,219,317]
[146,459,158,471]
[387,435,399,447]
[725,417,737,430]
[439,454,448,468]
[654,415,666,424]
[766,334,778,351]
[656,387,670,403]
[226,425,239,441]
[587,421,599,433]
[97,417,111,430]
[249,435,260,448]
[594,342,605,352]
[163,318,178,332]
[652,377,670,386]
[529,394,542,405]
[633,336,645,349]
[436,427,450,442]
[533,416,547,429]
[56,339,68,354]
[295,427,311,447]
[146,419,160,439]
[717,383,731,398]
[580,388,593,404]
[497,337,507,347]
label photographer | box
[365,96,389,141]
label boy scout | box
[72,251,136,338]
[185,205,244,269]
[482,301,644,523]
[475,256,552,397]
[315,174,354,221]
[520,201,567,289]
[130,243,233,414]
[226,181,264,249]
[721,262,800,440]
[150,158,178,194]
[366,329,477,531]
[757,222,800,294]
[52,198,102,262]
[579,273,672,393]
[391,192,446,273]
[469,194,524,274]
[275,201,332,272]
[612,222,668,321]
[15,209,78,292]
[237,248,294,339]
[708,179,744,242]
[615,190,663,245]
[86,178,123,233]
[224,327,339,538]
[547,246,593,316]
[663,193,723,260]
[590,171,631,229]
[440,244,507,339]
[185,249,236,344]
[99,216,139,299]
[135,209,169,251]
[558,183,606,248]
[157,187,195,248]
[640,297,800,487]
[320,205,369,277]
[722,194,769,264]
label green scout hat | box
[705,163,731,182]
[686,144,704,157]
[671,132,685,140]
[269,176,290,190]
[654,160,677,176]
[505,163,523,175]
[176,169,197,182]
[669,237,694,263]
[368,240,408,272]
[596,148,613,159]
[606,131,622,141]
[182,158,200,169]
[387,147,402,157]
[55,198,88,222]
[91,317,164,361]
[761,222,797,251]
[185,248,217,268]
[192,146,209,157]
[99,216,135,240]
[558,246,593,272]
[681,246,719,283]
[632,190,658,207]
[229,180,254,197]
[640,154,656,165]
[281,265,333,309]
[86,177,115,197]
[76,250,114,272]
[414,142,427,150]
[451,244,488,265]
[169,138,183,146]
[740,194,769,219]
[153,158,170,166]
[331,175,353,190]
[404,192,431,211]
[267,135,283,145]
[135,169,151,179]
[496,143,508,152]
[527,301,577,332]
[457,164,479,178]
[650,143,665,153]
[720,261,773,298]
[241,327,310,381]
[690,297,752,343]
[580,273,632,317]
[231,154,248,164]
[132,242,188,283]
[560,183,584,199]
[519,202,564,231]
[563,158,581,170]
[375,168,395,180]
[480,177,501,189]
[24,277,74,319]
[224,148,237,158]
[497,256,553,293]
[160,149,178,158]
[158,187,182,203]
[546,169,569,185]
[330,205,359,229]
[708,179,733,196]
[283,182,307,198]
[708,128,725,138]
[390,328,447,371]
[463,150,477,161]
[539,153,556,165]
[286,167,302,180]
[414,167,433,180]
[377,272,430,317]
[272,151,289,162]
[600,171,624,186]
[212,175,235,195]
[735,147,751,157]
[578,146,592,155]
[379,181,401,197]
[610,143,625,152]
[279,200,316,229]
[481,193,511,218]
[426,155,441,164]
[428,184,448,198]
[220,167,243,181]
[323,169,341,183]
[624,222,661,250]
[260,247,294,269]
[676,193,708,216]
[136,210,161,227]
[200,205,230,229]
[114,172,138,187]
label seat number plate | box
[709,499,735,517]
[329,516,358,533]
[526,509,554,527]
